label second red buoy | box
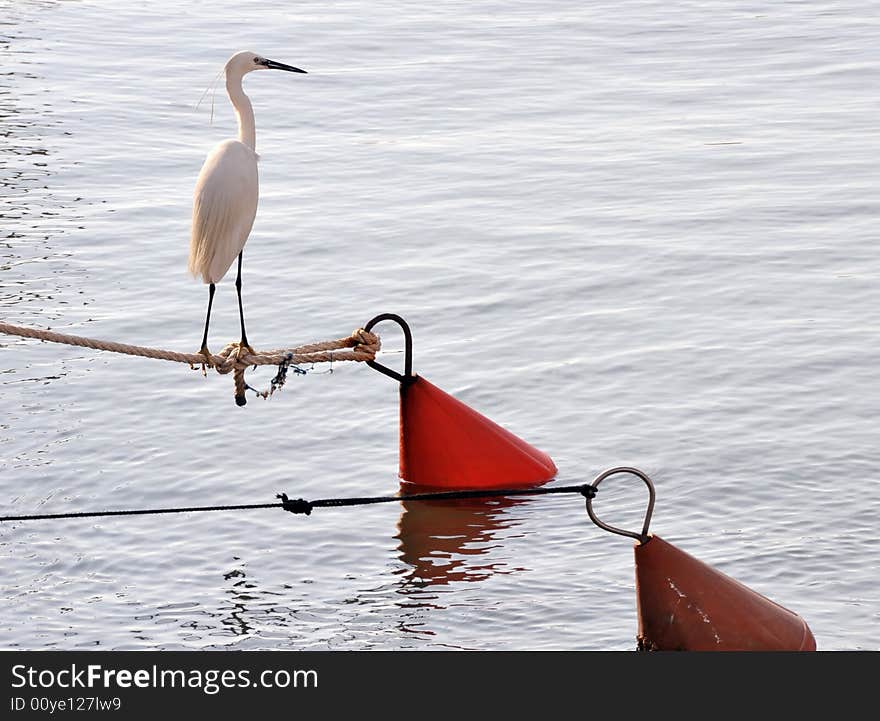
[634,534,816,651]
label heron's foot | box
[235,341,256,358]
[192,345,214,375]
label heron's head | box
[225,50,307,77]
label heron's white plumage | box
[189,50,304,364]
[188,50,271,286]
[189,139,259,284]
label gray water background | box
[1,0,877,650]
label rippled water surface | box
[1,0,877,650]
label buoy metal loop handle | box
[585,467,655,544]
[364,313,413,384]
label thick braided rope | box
[0,321,380,375]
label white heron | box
[188,50,306,378]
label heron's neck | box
[226,73,256,150]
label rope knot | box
[212,343,242,375]
[351,328,380,356]
[276,493,313,515]
[580,484,597,500]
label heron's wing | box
[189,140,259,284]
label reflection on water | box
[213,561,307,647]
[220,562,255,638]
[395,496,527,587]
[390,496,528,646]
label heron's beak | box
[264,59,307,73]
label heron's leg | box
[235,252,253,354]
[198,282,216,365]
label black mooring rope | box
[0,484,596,523]
[279,483,596,515]
[0,502,285,523]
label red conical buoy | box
[634,534,816,651]
[399,376,557,489]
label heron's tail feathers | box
[188,224,211,284]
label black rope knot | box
[579,484,597,500]
[276,493,313,515]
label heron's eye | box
[254,57,262,64]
